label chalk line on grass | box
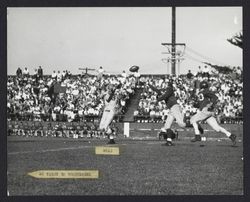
[8,145,92,155]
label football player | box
[148,79,186,146]
[190,81,236,145]
[99,83,122,144]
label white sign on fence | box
[124,122,130,137]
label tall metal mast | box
[171,6,176,75]
[161,7,185,75]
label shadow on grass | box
[216,144,239,148]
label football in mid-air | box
[129,65,139,72]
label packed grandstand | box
[7,66,243,137]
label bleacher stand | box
[7,66,243,138]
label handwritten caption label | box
[95,146,120,155]
[28,170,99,179]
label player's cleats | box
[229,134,237,146]
[162,141,174,146]
[191,135,201,142]
[198,124,204,134]
[107,139,116,144]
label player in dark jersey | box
[190,81,236,145]
[148,79,186,146]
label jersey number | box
[198,93,204,101]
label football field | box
[7,129,243,196]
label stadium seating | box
[7,71,243,137]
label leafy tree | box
[227,31,243,49]
[203,62,233,74]
[203,31,242,75]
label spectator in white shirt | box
[203,65,210,78]
[121,70,127,78]
[52,71,57,80]
[23,67,29,77]
[57,71,62,82]
[97,66,105,80]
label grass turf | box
[7,135,243,195]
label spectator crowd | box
[7,66,136,123]
[8,66,243,125]
[135,68,243,124]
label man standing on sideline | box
[16,67,22,78]
[38,66,43,78]
[187,70,194,79]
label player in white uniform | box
[99,83,122,144]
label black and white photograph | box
[6,6,243,195]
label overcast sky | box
[7,7,242,75]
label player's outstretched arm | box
[157,87,174,101]
[105,83,122,102]
[106,91,115,102]
[148,84,161,94]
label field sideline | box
[7,128,243,196]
